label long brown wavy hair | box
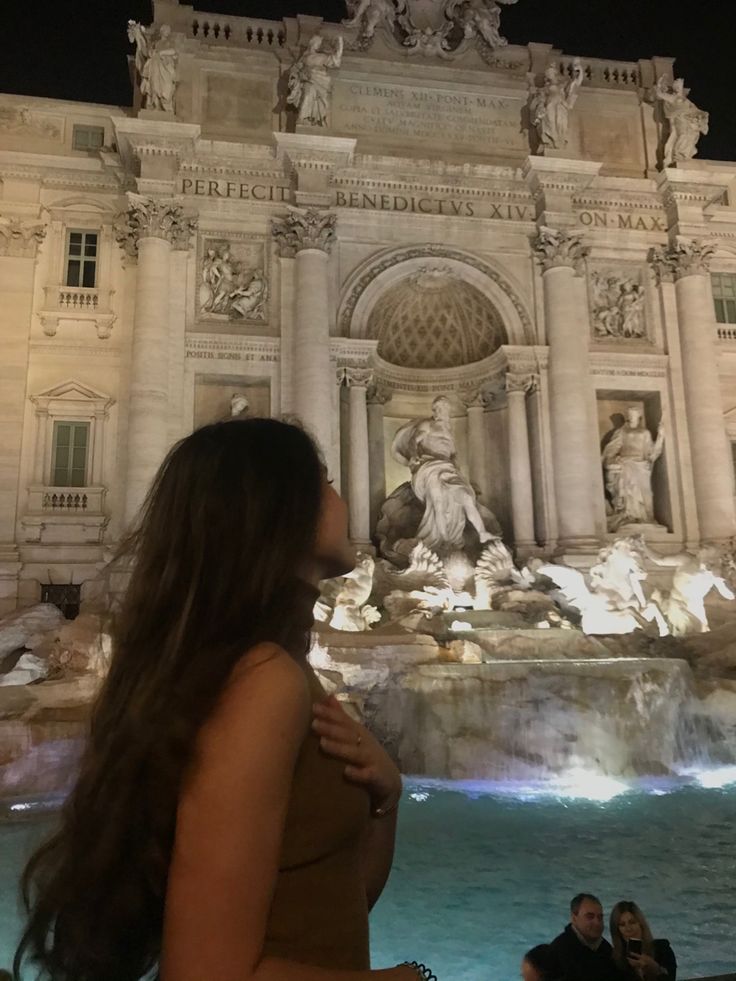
[14,417,324,981]
[610,900,655,969]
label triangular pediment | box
[31,379,114,407]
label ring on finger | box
[356,734,362,747]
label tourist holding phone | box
[610,901,677,980]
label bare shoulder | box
[199,644,311,751]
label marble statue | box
[230,269,268,321]
[287,34,344,127]
[601,406,664,531]
[640,541,735,636]
[527,58,584,152]
[343,0,405,42]
[391,395,493,554]
[449,0,519,50]
[538,537,668,637]
[591,273,646,339]
[314,553,380,631]
[127,21,178,113]
[200,243,267,321]
[230,394,250,418]
[329,554,380,632]
[655,76,709,167]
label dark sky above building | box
[3,0,734,161]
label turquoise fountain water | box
[2,777,735,980]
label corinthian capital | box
[344,366,374,388]
[650,239,716,284]
[271,206,336,257]
[506,372,539,396]
[113,192,196,258]
[533,225,589,275]
[0,216,46,258]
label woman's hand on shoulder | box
[312,695,402,813]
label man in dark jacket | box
[550,893,624,981]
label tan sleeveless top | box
[262,666,372,970]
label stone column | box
[367,383,389,531]
[0,216,46,612]
[652,241,736,541]
[344,368,373,546]
[462,389,488,503]
[272,207,336,468]
[506,374,538,552]
[114,195,197,525]
[533,227,599,551]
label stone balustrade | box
[189,16,286,47]
[717,324,736,344]
[27,485,106,515]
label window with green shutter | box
[711,273,736,324]
[65,230,98,288]
[51,422,90,487]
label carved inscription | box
[181,179,289,201]
[331,80,527,151]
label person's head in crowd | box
[570,892,605,944]
[521,944,562,981]
[610,901,655,963]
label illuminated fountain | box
[312,399,736,791]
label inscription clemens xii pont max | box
[332,81,524,149]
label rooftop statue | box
[342,0,518,55]
[287,33,344,127]
[655,76,709,167]
[127,21,178,113]
[526,58,584,153]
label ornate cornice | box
[113,193,197,257]
[0,216,46,258]
[649,239,716,283]
[271,206,336,257]
[533,226,590,275]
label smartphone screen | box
[627,939,643,956]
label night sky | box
[3,0,734,161]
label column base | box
[553,537,602,569]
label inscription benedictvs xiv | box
[335,190,531,219]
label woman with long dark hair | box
[14,418,431,981]
[610,901,677,980]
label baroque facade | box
[1,0,736,612]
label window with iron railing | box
[51,421,89,487]
[64,230,98,288]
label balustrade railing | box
[189,17,286,46]
[43,285,112,314]
[43,491,88,511]
[717,324,736,342]
[556,55,641,88]
[27,485,105,515]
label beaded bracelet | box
[401,961,438,980]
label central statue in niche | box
[392,395,493,552]
[377,395,501,568]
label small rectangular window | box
[72,124,105,151]
[51,421,89,487]
[712,273,736,324]
[64,230,98,288]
